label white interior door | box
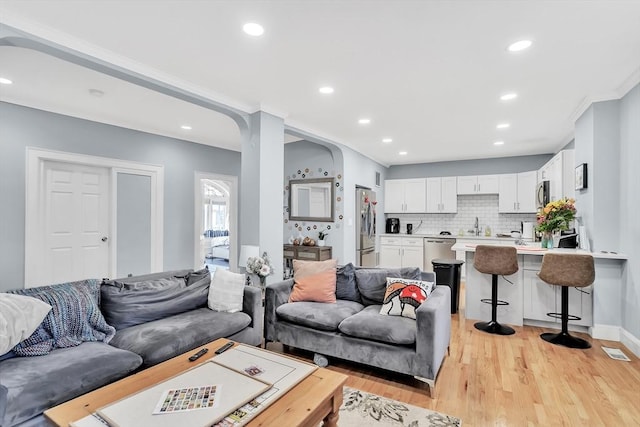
[42,161,110,285]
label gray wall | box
[117,173,151,277]
[0,102,241,291]
[618,84,640,339]
[575,83,640,340]
[386,154,553,179]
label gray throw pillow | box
[355,267,421,306]
[336,263,361,303]
[101,271,210,330]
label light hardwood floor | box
[266,284,640,426]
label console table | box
[283,244,332,278]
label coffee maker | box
[386,218,400,234]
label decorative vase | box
[317,239,326,247]
[541,231,554,249]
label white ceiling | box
[1,1,639,166]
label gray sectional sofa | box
[264,265,451,396]
[0,268,263,427]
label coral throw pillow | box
[379,278,434,319]
[289,259,338,303]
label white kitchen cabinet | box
[522,260,592,327]
[538,149,575,201]
[384,179,426,213]
[426,177,457,213]
[457,175,499,195]
[379,236,424,269]
[498,171,537,213]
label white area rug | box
[339,387,462,427]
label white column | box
[240,111,285,283]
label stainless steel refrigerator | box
[356,187,377,267]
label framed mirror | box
[289,178,334,222]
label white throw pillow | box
[208,269,245,313]
[0,293,52,356]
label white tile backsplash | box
[392,194,536,236]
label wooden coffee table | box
[45,339,347,427]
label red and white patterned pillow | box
[379,278,434,319]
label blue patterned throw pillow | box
[9,279,116,356]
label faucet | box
[468,217,480,236]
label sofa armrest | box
[415,285,451,380]
[0,383,7,426]
[242,286,263,334]
[420,271,436,283]
[264,279,295,341]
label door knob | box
[101,236,108,242]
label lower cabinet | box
[522,262,592,327]
[379,237,424,270]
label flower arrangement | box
[246,251,274,286]
[536,197,576,233]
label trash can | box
[431,259,464,314]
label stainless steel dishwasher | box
[423,237,456,272]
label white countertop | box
[451,242,628,260]
[380,233,521,240]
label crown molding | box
[569,67,640,124]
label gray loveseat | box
[0,268,262,427]
[264,265,451,396]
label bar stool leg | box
[474,274,515,335]
[541,287,591,349]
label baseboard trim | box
[620,328,640,358]
[590,324,621,341]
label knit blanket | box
[9,279,116,356]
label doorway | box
[25,148,164,287]
[194,173,238,273]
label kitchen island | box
[452,242,628,341]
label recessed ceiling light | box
[500,93,518,101]
[494,141,505,146]
[318,86,334,94]
[382,138,393,143]
[0,77,12,85]
[88,88,104,97]
[496,123,510,129]
[181,125,192,130]
[507,40,533,52]
[243,22,264,36]
[399,151,408,156]
[358,118,371,125]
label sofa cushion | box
[276,300,364,331]
[354,267,422,306]
[0,342,141,427]
[380,278,434,319]
[109,308,251,367]
[0,293,51,356]
[338,305,417,345]
[9,279,116,356]
[101,270,210,330]
[336,263,361,303]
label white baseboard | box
[620,328,640,358]
[590,324,621,341]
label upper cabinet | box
[538,149,575,201]
[457,175,499,195]
[498,171,537,213]
[426,177,457,213]
[384,178,427,213]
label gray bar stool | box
[538,253,595,349]
[473,245,519,335]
